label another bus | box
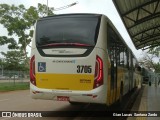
[30,14,142,106]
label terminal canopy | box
[112,0,160,50]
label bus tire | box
[69,101,84,105]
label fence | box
[142,68,160,85]
[0,70,30,91]
[148,72,160,86]
[0,70,29,83]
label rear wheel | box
[69,101,84,105]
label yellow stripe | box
[36,73,94,90]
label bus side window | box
[126,50,129,69]
[124,48,128,68]
[120,48,125,67]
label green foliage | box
[140,46,160,73]
[0,36,19,49]
[148,46,160,58]
[148,46,160,72]
[1,51,29,71]
[0,82,29,92]
[0,3,54,53]
[0,3,54,71]
[37,3,54,17]
[153,63,160,73]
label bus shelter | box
[112,0,160,50]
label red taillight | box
[94,55,103,88]
[30,55,36,86]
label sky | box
[0,0,143,59]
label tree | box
[1,51,29,71]
[139,46,160,73]
[148,46,160,58]
[0,3,54,65]
[148,46,160,72]
[0,36,19,49]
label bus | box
[30,14,142,106]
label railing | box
[0,70,29,83]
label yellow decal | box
[36,73,94,91]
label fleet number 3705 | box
[77,65,92,73]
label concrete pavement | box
[128,84,160,120]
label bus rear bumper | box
[30,83,106,104]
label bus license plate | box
[57,96,69,101]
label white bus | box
[30,14,141,105]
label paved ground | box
[0,87,141,120]
[128,84,160,120]
[0,90,85,120]
[0,90,70,111]
[147,85,160,120]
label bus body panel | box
[34,48,96,91]
[30,83,106,104]
[30,14,142,106]
[31,46,107,104]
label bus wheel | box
[69,101,84,105]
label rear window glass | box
[36,16,100,46]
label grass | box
[0,82,29,92]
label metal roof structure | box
[112,0,160,50]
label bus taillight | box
[94,55,103,88]
[30,55,36,86]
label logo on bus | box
[38,62,46,72]
[52,60,75,64]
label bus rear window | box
[36,16,100,47]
